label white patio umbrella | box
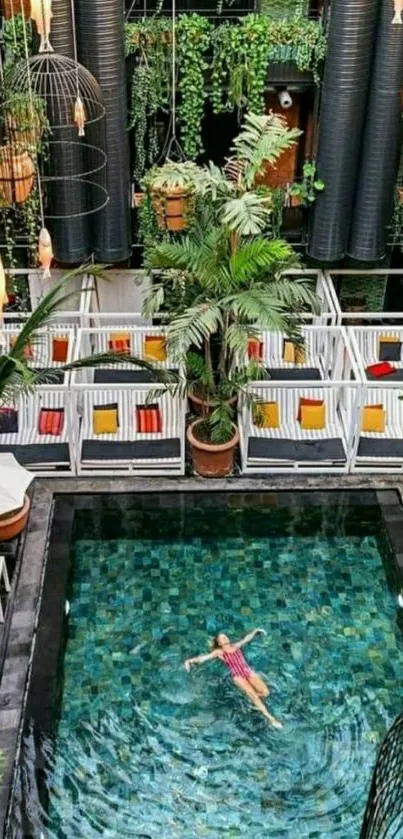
[0,454,33,517]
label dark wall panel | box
[308,0,379,262]
[348,0,403,262]
[47,0,90,263]
[76,0,131,262]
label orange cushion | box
[136,404,162,433]
[143,335,167,362]
[297,397,323,423]
[38,408,64,436]
[248,339,263,360]
[52,336,69,363]
[108,332,130,354]
[300,403,326,430]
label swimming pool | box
[12,492,403,838]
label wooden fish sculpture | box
[38,227,53,279]
[30,0,54,52]
[74,96,86,137]
[392,0,403,23]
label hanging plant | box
[3,14,32,71]
[177,15,211,160]
[211,14,326,115]
[125,20,171,183]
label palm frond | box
[222,192,272,236]
[228,238,296,286]
[167,303,223,356]
[9,264,106,360]
[231,112,302,189]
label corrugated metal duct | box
[308,0,380,262]
[348,0,403,261]
[46,0,91,263]
[76,0,131,262]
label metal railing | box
[360,713,403,839]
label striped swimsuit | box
[222,648,252,679]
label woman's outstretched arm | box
[184,650,219,672]
[234,628,266,649]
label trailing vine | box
[124,13,326,162]
[125,20,171,182]
[177,15,211,160]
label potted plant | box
[289,161,325,207]
[0,145,35,205]
[143,161,202,232]
[3,92,48,152]
[144,112,317,477]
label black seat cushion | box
[248,437,345,462]
[82,438,181,461]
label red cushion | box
[248,339,263,360]
[52,336,69,363]
[366,361,396,378]
[297,397,324,423]
[136,405,162,433]
[38,408,64,436]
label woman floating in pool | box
[184,629,282,728]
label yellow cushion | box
[300,403,326,430]
[143,335,167,362]
[294,344,306,365]
[93,408,118,435]
[253,401,279,429]
[379,335,400,343]
[361,405,385,433]
[283,340,295,363]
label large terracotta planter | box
[187,420,239,478]
[0,495,30,542]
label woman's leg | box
[233,677,282,728]
[248,672,269,698]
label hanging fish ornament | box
[74,96,86,137]
[30,0,54,53]
[38,228,53,279]
[392,0,403,23]
[0,255,8,346]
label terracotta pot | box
[0,146,35,205]
[290,193,302,208]
[189,392,237,416]
[151,187,191,232]
[0,495,30,542]
[187,420,239,478]
[3,0,30,17]
[133,191,145,208]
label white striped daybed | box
[77,387,185,475]
[73,326,178,386]
[0,390,74,472]
[240,385,348,474]
[247,327,342,382]
[352,328,403,381]
[2,325,75,386]
[351,386,403,471]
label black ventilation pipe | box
[348,0,403,261]
[308,0,379,262]
[76,0,131,262]
[46,0,91,263]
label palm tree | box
[0,264,158,407]
[143,113,318,444]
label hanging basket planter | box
[0,145,35,205]
[2,0,30,18]
[151,187,192,232]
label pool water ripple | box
[31,529,403,838]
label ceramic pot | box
[187,420,239,478]
[0,495,30,542]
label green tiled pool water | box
[43,495,402,838]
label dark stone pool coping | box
[1,474,403,837]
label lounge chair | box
[0,389,74,472]
[77,386,185,475]
[240,384,348,473]
[351,385,403,470]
